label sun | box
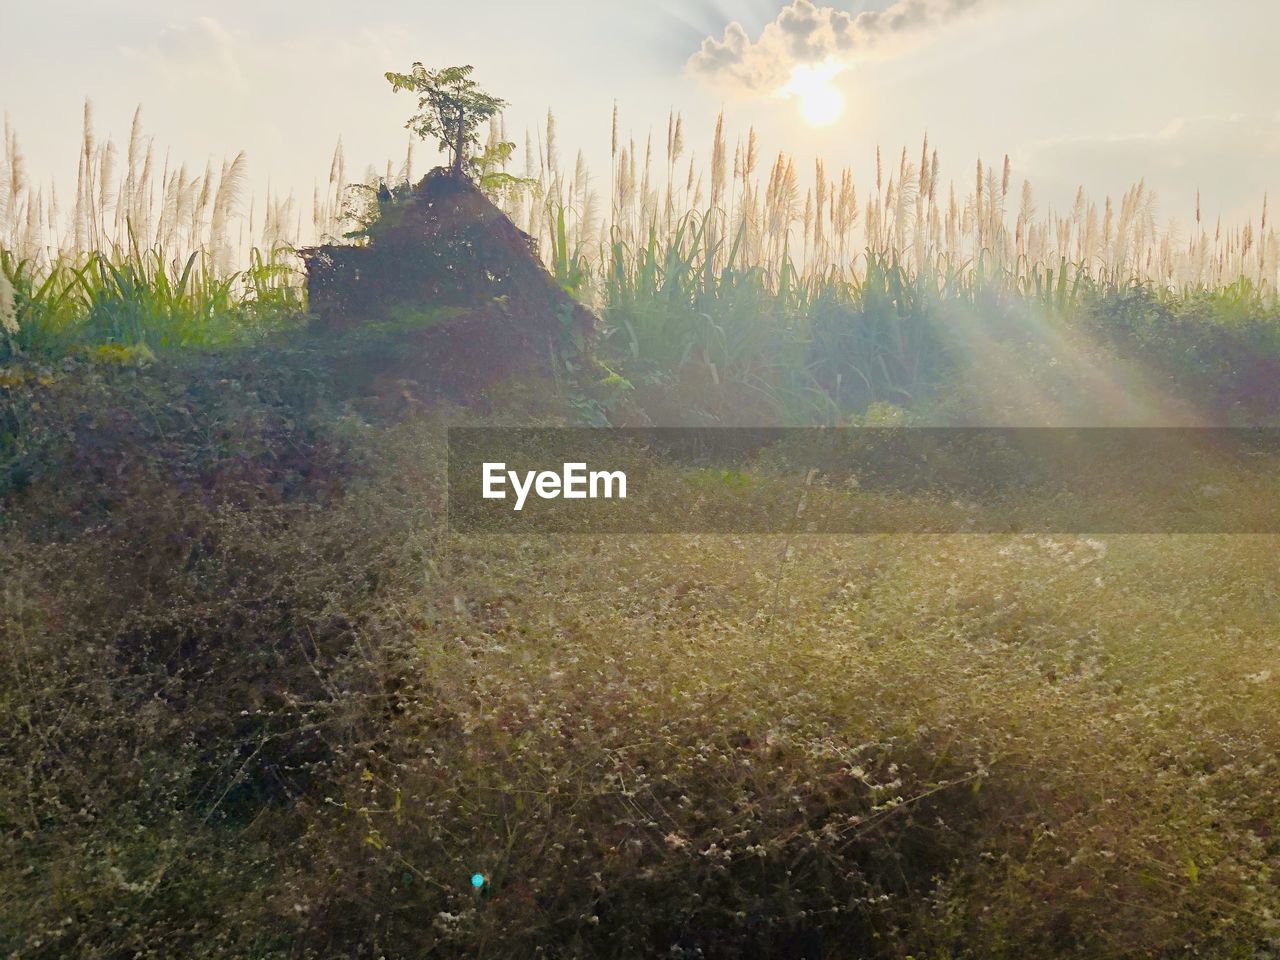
[781,61,846,127]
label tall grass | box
[6,102,1272,299]
[1,101,1276,418]
[488,109,1276,420]
[0,242,302,358]
[0,104,349,268]
[0,104,331,356]
[507,109,1277,299]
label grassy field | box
[2,107,1280,957]
[3,402,1278,957]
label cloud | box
[688,0,996,94]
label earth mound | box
[301,168,594,400]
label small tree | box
[385,64,507,179]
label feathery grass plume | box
[611,102,618,162]
[640,131,655,229]
[546,110,558,179]
[4,122,29,246]
[813,159,826,264]
[710,112,726,212]
[670,111,680,175]
[973,157,984,254]
[1016,179,1035,254]
[209,151,247,276]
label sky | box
[3,0,1278,229]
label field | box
[2,106,1280,958]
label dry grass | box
[508,109,1276,297]
[4,403,1277,957]
[2,103,1274,297]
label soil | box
[301,168,595,401]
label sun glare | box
[782,61,846,127]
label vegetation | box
[385,63,508,180]
[2,101,1276,423]
[4,388,1280,956]
[1,79,1279,957]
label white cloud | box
[688,0,998,95]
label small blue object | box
[470,873,486,889]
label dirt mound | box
[301,169,594,400]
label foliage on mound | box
[301,169,595,401]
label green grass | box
[5,231,1279,429]
[0,243,302,362]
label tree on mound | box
[385,63,504,181]
[301,64,594,399]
